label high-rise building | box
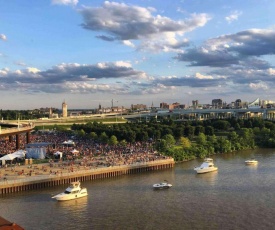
[62,100,67,118]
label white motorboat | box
[194,158,218,174]
[52,181,88,201]
[153,181,172,189]
[245,159,258,165]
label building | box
[169,102,181,110]
[212,99,223,109]
[62,101,68,118]
[131,104,147,111]
[192,100,199,109]
[160,102,169,109]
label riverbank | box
[0,158,175,194]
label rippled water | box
[2,149,275,230]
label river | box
[1,148,275,230]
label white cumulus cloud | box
[0,34,7,41]
[225,11,242,24]
[51,0,78,6]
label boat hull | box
[52,188,88,201]
[153,183,172,189]
[245,161,258,165]
[194,167,218,174]
[52,192,88,201]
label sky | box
[1,0,275,110]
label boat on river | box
[52,181,88,201]
[245,159,258,165]
[194,158,218,174]
[153,180,172,189]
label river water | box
[1,148,275,230]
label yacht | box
[194,158,218,174]
[245,159,258,165]
[52,181,88,201]
[153,180,172,189]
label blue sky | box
[1,0,275,109]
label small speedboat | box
[153,181,172,189]
[245,159,258,165]
[52,181,88,201]
[194,158,218,174]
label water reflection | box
[55,196,89,214]
[195,171,218,185]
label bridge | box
[0,122,35,150]
[123,107,275,121]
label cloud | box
[249,81,269,90]
[0,62,149,94]
[0,34,7,41]
[152,75,225,88]
[51,0,78,6]
[225,10,242,24]
[79,1,210,52]
[176,29,275,67]
[175,47,239,67]
[195,73,213,79]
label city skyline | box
[1,0,275,109]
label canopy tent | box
[0,150,25,161]
[0,154,14,161]
[62,140,75,146]
[0,150,26,165]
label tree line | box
[70,117,275,162]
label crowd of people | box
[0,131,170,171]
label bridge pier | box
[16,134,20,150]
[26,131,30,143]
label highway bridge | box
[123,107,275,121]
[0,122,35,150]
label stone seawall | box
[0,159,174,195]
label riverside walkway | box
[0,158,175,194]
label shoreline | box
[0,158,175,194]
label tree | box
[212,120,230,131]
[89,132,98,140]
[239,128,255,148]
[184,126,195,138]
[77,129,86,137]
[227,131,239,151]
[163,134,176,148]
[109,135,118,146]
[179,137,191,148]
[205,126,214,136]
[126,131,136,143]
[120,139,127,146]
[216,137,231,153]
[196,133,207,145]
[100,132,109,144]
[194,126,205,135]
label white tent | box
[0,150,25,165]
[0,150,25,161]
[0,154,14,161]
[70,149,79,155]
[12,150,26,159]
[54,151,63,158]
[63,140,75,146]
